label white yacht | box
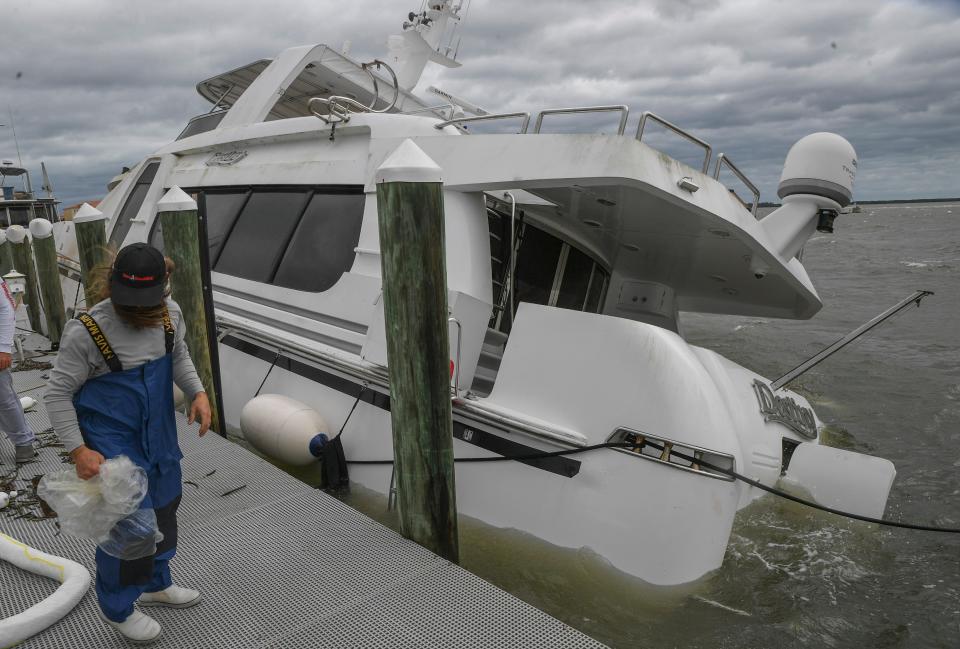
[53,1,896,586]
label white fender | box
[0,532,91,648]
[240,394,331,467]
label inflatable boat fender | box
[240,394,331,466]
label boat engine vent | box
[608,428,735,481]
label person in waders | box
[44,242,211,644]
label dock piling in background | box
[158,186,222,434]
[0,230,12,277]
[375,139,460,563]
[5,225,44,335]
[72,202,107,310]
[29,219,67,347]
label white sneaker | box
[138,584,203,609]
[100,608,162,644]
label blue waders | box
[74,311,183,622]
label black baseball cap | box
[111,243,166,307]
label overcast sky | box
[2,0,959,207]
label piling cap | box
[157,186,197,213]
[73,202,105,223]
[5,225,27,244]
[29,218,54,240]
[376,139,442,184]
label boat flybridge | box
[54,1,896,586]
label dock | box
[1,337,606,648]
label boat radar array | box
[46,1,943,586]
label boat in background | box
[50,1,898,586]
[0,160,59,227]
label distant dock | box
[1,339,606,648]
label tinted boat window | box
[205,191,250,263]
[555,245,594,310]
[109,161,159,248]
[176,111,228,140]
[513,225,563,308]
[273,192,364,292]
[214,191,310,283]
[585,266,608,312]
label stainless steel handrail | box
[361,59,400,113]
[434,112,532,133]
[533,105,630,135]
[448,316,462,398]
[503,192,517,324]
[636,111,712,173]
[713,153,761,217]
[308,95,374,124]
[402,103,459,120]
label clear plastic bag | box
[98,509,163,560]
[37,455,163,559]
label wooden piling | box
[72,203,107,310]
[0,231,12,278]
[157,187,222,434]
[375,139,459,563]
[5,225,44,334]
[29,219,67,346]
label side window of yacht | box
[513,225,564,307]
[488,207,610,334]
[197,185,365,292]
[584,265,609,312]
[214,191,311,283]
[555,246,595,310]
[109,161,159,248]
[273,192,364,292]
[204,190,251,261]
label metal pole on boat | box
[28,219,66,347]
[0,230,12,277]
[375,139,460,563]
[72,202,107,311]
[5,225,43,335]
[157,186,222,434]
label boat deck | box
[1,338,605,648]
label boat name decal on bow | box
[206,150,248,167]
[752,380,817,439]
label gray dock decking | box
[1,353,606,648]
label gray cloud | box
[2,0,958,207]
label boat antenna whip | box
[771,289,934,391]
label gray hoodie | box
[44,298,206,453]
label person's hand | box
[188,392,212,437]
[70,445,105,480]
[0,352,11,371]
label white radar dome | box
[778,132,857,207]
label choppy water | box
[284,202,960,648]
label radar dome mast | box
[387,1,467,91]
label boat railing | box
[401,103,460,120]
[713,154,761,217]
[434,112,532,133]
[404,101,760,215]
[532,105,630,135]
[636,111,712,173]
[308,59,400,124]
